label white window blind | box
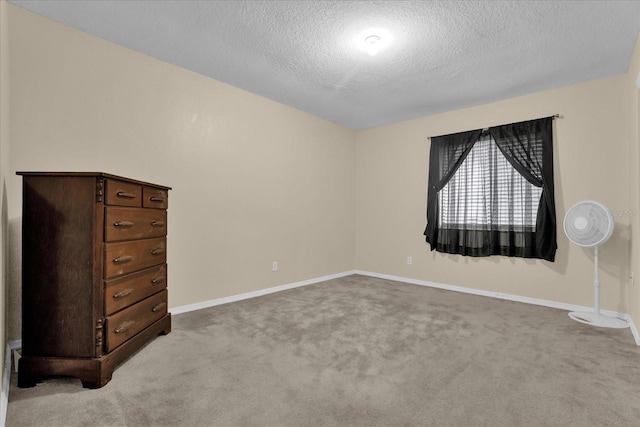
[438,134,542,230]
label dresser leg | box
[17,357,42,388]
[159,313,172,335]
[17,368,37,388]
[81,374,112,389]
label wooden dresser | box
[17,172,171,388]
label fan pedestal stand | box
[568,246,629,329]
[568,312,628,328]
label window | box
[423,117,557,261]
[439,134,543,229]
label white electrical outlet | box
[407,256,412,265]
[272,261,278,272]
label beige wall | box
[0,0,10,397]
[628,34,640,330]
[6,5,356,340]
[355,75,633,313]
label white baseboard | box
[0,344,9,427]
[1,340,20,427]
[170,271,357,315]
[628,314,640,346]
[354,270,638,345]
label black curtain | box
[423,117,556,262]
[424,129,482,248]
[490,117,556,260]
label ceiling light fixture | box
[364,35,381,56]
[352,28,393,57]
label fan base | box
[568,312,628,329]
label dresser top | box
[17,172,171,190]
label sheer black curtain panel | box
[423,116,557,261]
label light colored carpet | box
[6,274,640,426]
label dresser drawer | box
[105,179,142,207]
[104,290,167,352]
[143,187,168,209]
[104,237,166,279]
[104,264,167,315]
[105,207,167,242]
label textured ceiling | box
[9,0,640,130]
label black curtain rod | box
[430,114,560,139]
[482,114,559,131]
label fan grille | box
[563,201,614,247]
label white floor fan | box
[564,201,628,328]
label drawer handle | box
[149,196,165,203]
[151,248,165,256]
[116,191,137,199]
[151,275,166,285]
[113,255,133,264]
[113,288,134,299]
[113,220,134,228]
[114,320,135,334]
[150,220,165,227]
[152,302,167,313]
